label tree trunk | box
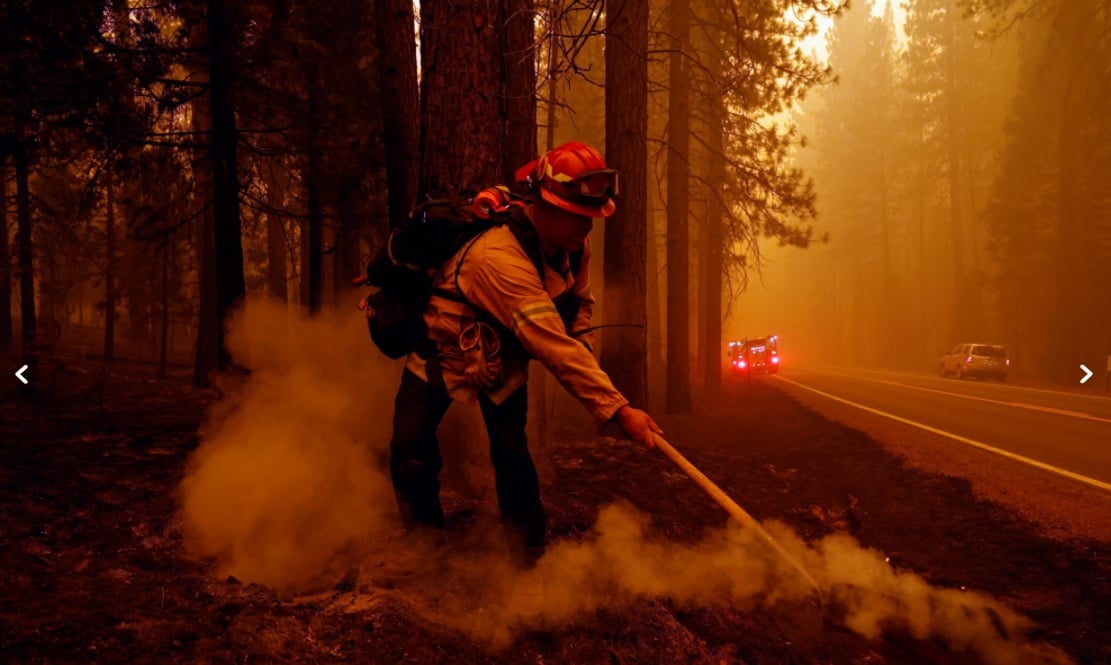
[943,7,965,342]
[266,215,288,304]
[0,161,11,351]
[647,208,664,403]
[502,0,537,182]
[193,156,219,386]
[420,0,506,197]
[113,0,147,361]
[665,0,691,414]
[601,0,649,409]
[545,10,559,153]
[208,0,246,366]
[104,173,117,361]
[916,127,928,362]
[159,236,170,378]
[14,135,34,345]
[700,88,724,398]
[376,0,421,231]
[1053,86,1080,383]
[306,85,323,315]
[193,40,219,387]
[332,208,364,308]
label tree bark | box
[207,0,246,365]
[943,7,965,342]
[420,1,506,197]
[159,236,170,378]
[104,173,116,361]
[376,0,421,230]
[265,177,288,303]
[0,161,11,351]
[665,0,691,414]
[502,0,537,182]
[14,134,34,345]
[602,0,649,409]
[306,85,323,315]
[192,22,218,387]
[700,86,724,398]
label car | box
[728,336,780,375]
[940,343,1010,380]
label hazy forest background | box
[1,0,1108,416]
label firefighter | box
[388,141,661,566]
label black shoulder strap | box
[502,207,585,281]
[501,206,547,281]
[446,203,585,334]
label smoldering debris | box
[384,504,1073,664]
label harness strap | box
[443,208,584,353]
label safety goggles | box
[540,168,619,206]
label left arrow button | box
[15,365,29,384]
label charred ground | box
[1,355,1107,664]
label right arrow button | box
[1080,364,1093,384]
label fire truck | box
[728,335,780,375]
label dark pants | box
[388,369,546,560]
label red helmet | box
[515,141,618,218]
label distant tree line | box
[790,0,1109,382]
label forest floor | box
[1,351,1108,665]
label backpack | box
[360,187,581,360]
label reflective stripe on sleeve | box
[512,302,560,330]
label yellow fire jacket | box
[405,224,629,423]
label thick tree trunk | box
[665,0,691,414]
[14,138,34,345]
[193,153,218,386]
[208,0,246,365]
[263,162,289,303]
[916,130,928,362]
[104,174,116,361]
[646,208,664,403]
[700,94,724,398]
[306,85,323,315]
[502,0,537,181]
[601,0,649,409]
[376,0,420,231]
[159,237,170,378]
[0,161,11,351]
[192,36,218,387]
[420,1,506,197]
[943,8,965,342]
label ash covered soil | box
[2,356,1108,665]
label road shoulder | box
[770,375,1111,545]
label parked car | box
[940,343,1010,380]
[728,336,780,375]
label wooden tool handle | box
[652,433,823,599]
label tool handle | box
[651,433,823,599]
[652,433,760,530]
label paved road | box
[769,366,1111,490]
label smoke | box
[174,300,1072,663]
[179,299,405,591]
[391,504,1072,664]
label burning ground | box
[1,308,1108,663]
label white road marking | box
[772,375,1111,493]
[812,369,1111,425]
